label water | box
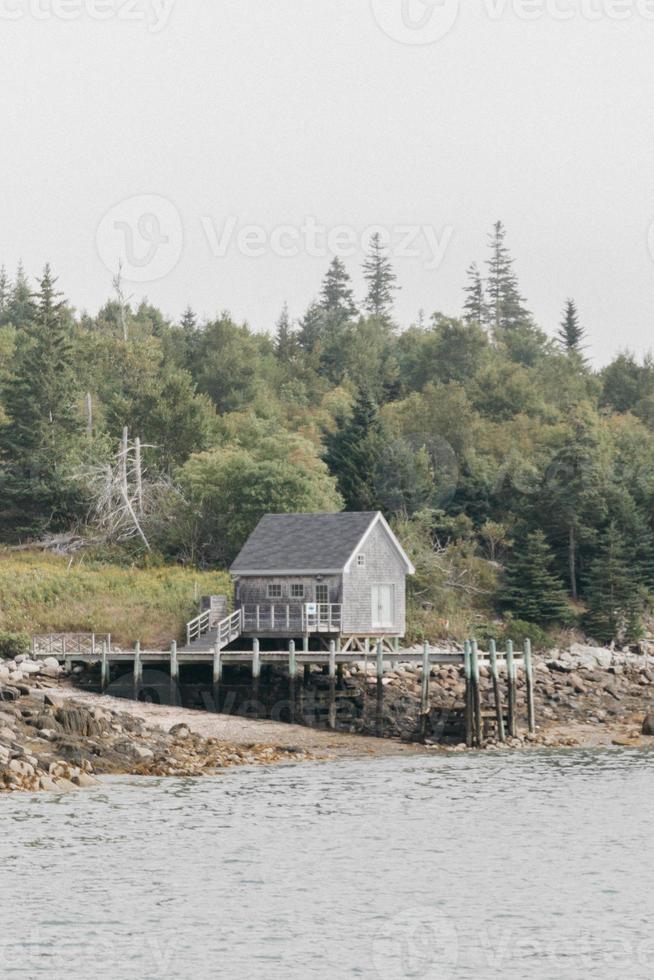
[1,748,652,980]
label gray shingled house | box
[228,511,415,648]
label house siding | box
[236,575,342,607]
[341,521,406,636]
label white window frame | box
[315,584,329,604]
[290,583,305,599]
[267,583,283,600]
[356,554,366,568]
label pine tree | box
[7,261,36,331]
[0,266,9,325]
[297,301,326,354]
[319,257,357,322]
[485,221,531,338]
[363,233,399,324]
[324,388,380,511]
[462,262,488,325]
[180,306,197,334]
[583,523,642,644]
[500,530,570,624]
[558,299,586,358]
[0,265,83,536]
[274,303,298,363]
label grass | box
[0,550,231,648]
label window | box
[357,554,366,568]
[316,584,329,604]
[267,584,283,599]
[290,584,305,599]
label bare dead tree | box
[112,260,132,343]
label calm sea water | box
[1,749,652,980]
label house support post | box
[212,642,222,713]
[524,639,536,734]
[376,640,384,737]
[464,642,474,749]
[489,639,505,743]
[133,641,142,701]
[506,640,517,738]
[252,638,261,700]
[420,641,430,742]
[328,641,336,730]
[471,639,483,747]
[288,640,297,724]
[169,640,178,706]
[100,641,109,693]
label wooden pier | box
[31,634,536,745]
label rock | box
[169,723,191,738]
[0,726,15,741]
[642,715,654,736]
[603,682,622,701]
[20,663,41,675]
[71,772,99,788]
[567,673,587,694]
[38,776,60,792]
[42,657,61,670]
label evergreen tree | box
[558,299,586,358]
[324,388,380,510]
[462,262,488,325]
[0,266,9,325]
[485,221,531,338]
[319,257,357,322]
[7,261,36,331]
[500,530,570,624]
[537,413,607,600]
[180,306,197,334]
[583,523,642,644]
[297,301,326,355]
[0,265,83,536]
[363,233,399,324]
[274,303,298,363]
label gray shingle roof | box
[230,512,379,573]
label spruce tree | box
[0,266,9,325]
[297,301,326,355]
[583,523,642,644]
[558,299,586,358]
[274,303,298,363]
[7,261,36,331]
[319,257,357,322]
[0,265,83,536]
[485,221,531,338]
[363,233,399,325]
[324,388,380,511]
[500,530,570,625]
[462,262,488,326]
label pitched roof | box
[230,511,413,574]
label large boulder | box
[567,644,614,670]
[642,715,654,736]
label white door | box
[371,585,394,629]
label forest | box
[1,221,652,648]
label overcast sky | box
[2,0,654,364]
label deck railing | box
[241,603,341,634]
[31,633,111,657]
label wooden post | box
[471,639,483,747]
[303,634,311,684]
[464,641,473,748]
[489,639,505,743]
[376,639,384,737]
[170,640,178,706]
[85,391,93,438]
[420,641,430,741]
[134,436,143,516]
[133,641,141,700]
[289,640,297,724]
[524,638,536,734]
[212,642,222,713]
[252,638,261,699]
[328,640,336,730]
[506,640,517,738]
[100,641,109,693]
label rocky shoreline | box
[2,643,654,793]
[0,656,314,794]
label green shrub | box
[0,631,30,660]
